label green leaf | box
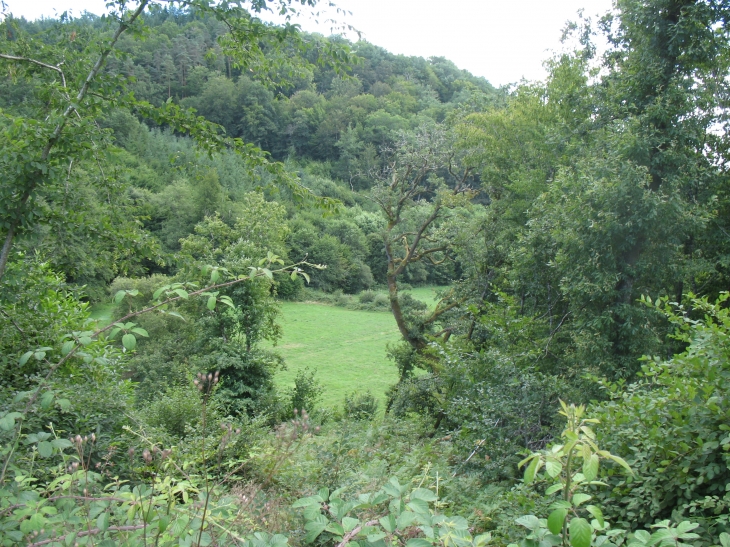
[122,333,137,351]
[569,518,592,547]
[583,454,599,481]
[52,438,73,450]
[524,456,540,484]
[397,511,416,529]
[0,412,22,431]
[61,340,75,355]
[411,488,438,502]
[545,484,563,496]
[37,441,53,458]
[219,296,236,309]
[40,390,54,409]
[516,515,541,531]
[174,288,189,299]
[546,460,562,478]
[153,286,168,300]
[406,540,433,547]
[345,517,361,533]
[407,498,430,515]
[114,290,126,304]
[131,328,149,337]
[304,520,328,543]
[547,509,568,535]
[585,506,604,527]
[19,351,33,366]
[207,296,217,311]
[572,493,591,507]
[719,532,730,547]
[97,512,110,532]
[293,496,323,508]
[378,515,395,533]
[57,398,71,411]
[608,454,633,474]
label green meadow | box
[271,302,400,407]
[271,287,447,407]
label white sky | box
[2,0,614,87]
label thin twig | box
[0,53,67,87]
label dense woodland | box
[2,0,730,546]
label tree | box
[370,123,476,351]
[450,1,730,381]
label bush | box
[283,367,324,420]
[373,293,390,308]
[359,290,376,303]
[343,390,379,420]
[140,384,203,438]
[591,293,730,536]
[276,272,304,300]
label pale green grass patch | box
[270,302,400,408]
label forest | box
[1,0,730,545]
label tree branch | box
[0,54,67,87]
[28,524,148,547]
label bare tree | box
[371,123,476,351]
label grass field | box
[271,286,448,408]
[270,302,400,408]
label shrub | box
[359,289,376,303]
[140,384,203,438]
[343,390,379,420]
[591,293,730,536]
[283,367,324,420]
[373,293,390,308]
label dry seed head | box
[142,448,152,464]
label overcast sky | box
[2,0,614,87]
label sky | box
[2,0,614,87]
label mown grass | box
[271,286,448,408]
[271,301,401,408]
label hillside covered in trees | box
[2,0,730,546]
